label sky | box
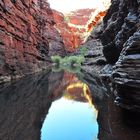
[48,0,106,13]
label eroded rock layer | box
[0,0,65,83]
[101,0,139,64]
[113,30,140,111]
[52,10,82,52]
[99,0,140,111]
[53,9,96,52]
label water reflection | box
[41,98,98,140]
[41,79,98,140]
[0,69,140,140]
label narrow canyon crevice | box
[0,0,110,83]
[0,0,140,112]
[0,1,140,139]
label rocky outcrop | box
[66,9,95,26]
[113,30,140,112]
[52,7,109,53]
[0,0,65,83]
[99,0,140,111]
[87,11,107,32]
[100,0,139,64]
[52,9,96,52]
[52,10,82,52]
[82,69,140,140]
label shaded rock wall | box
[112,30,140,111]
[0,70,64,140]
[100,0,139,64]
[81,69,140,140]
[99,0,140,111]
[0,0,65,83]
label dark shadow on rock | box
[81,70,140,140]
[0,70,64,140]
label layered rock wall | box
[0,0,65,83]
[99,0,140,111]
[101,0,139,64]
[52,9,96,52]
[52,10,82,52]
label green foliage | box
[79,47,87,55]
[51,55,85,66]
[51,55,61,65]
[64,16,70,23]
[51,55,85,78]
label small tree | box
[51,55,61,66]
[79,47,87,55]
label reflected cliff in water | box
[41,73,98,140]
[0,68,140,140]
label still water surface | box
[41,68,99,140]
[0,68,140,140]
[41,98,98,140]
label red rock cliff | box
[0,0,66,83]
[52,8,109,52]
[52,9,95,52]
[52,10,81,52]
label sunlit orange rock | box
[52,10,80,52]
[52,7,109,52]
[52,9,95,52]
[67,9,95,26]
[87,10,107,32]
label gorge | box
[0,0,140,140]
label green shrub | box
[64,16,70,23]
[51,55,61,65]
[51,55,85,67]
[79,47,87,55]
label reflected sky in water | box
[41,97,98,140]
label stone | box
[99,0,140,111]
[100,0,139,64]
[112,30,140,112]
[0,0,66,83]
[52,9,95,53]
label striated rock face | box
[87,11,107,32]
[67,9,95,26]
[0,0,65,83]
[100,0,139,64]
[82,69,140,140]
[52,7,110,53]
[99,0,140,111]
[52,9,96,52]
[113,30,140,111]
[52,10,82,52]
